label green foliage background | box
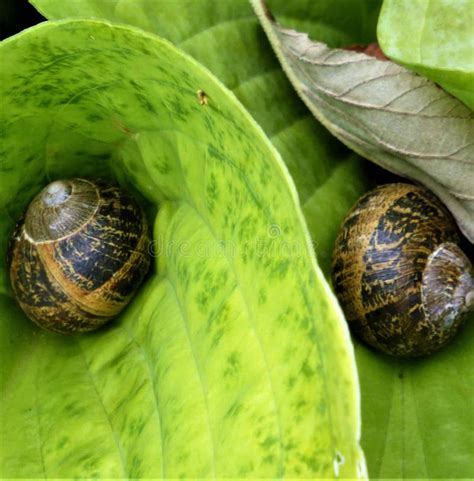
[0,0,472,478]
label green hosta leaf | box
[377,0,474,110]
[356,320,474,479]
[30,0,382,277]
[251,0,474,243]
[0,20,364,478]
[23,0,474,478]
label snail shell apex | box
[9,179,151,334]
[24,179,98,242]
[332,183,473,357]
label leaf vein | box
[165,276,218,477]
[177,15,255,47]
[76,339,128,478]
[117,321,167,478]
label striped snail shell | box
[332,183,474,357]
[9,179,151,334]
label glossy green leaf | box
[0,20,364,478]
[21,0,474,478]
[355,319,474,479]
[377,0,474,110]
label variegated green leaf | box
[0,19,363,478]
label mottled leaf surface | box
[21,0,474,478]
[0,20,364,478]
[252,0,474,243]
[378,0,474,110]
[30,0,382,277]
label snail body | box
[9,179,150,334]
[332,183,473,357]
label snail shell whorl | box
[9,179,151,334]
[25,179,99,242]
[422,243,474,331]
[332,183,473,357]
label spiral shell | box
[332,183,473,357]
[9,179,151,334]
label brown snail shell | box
[332,183,474,357]
[8,179,151,334]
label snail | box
[8,178,151,334]
[332,183,474,357]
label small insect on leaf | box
[197,89,209,106]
